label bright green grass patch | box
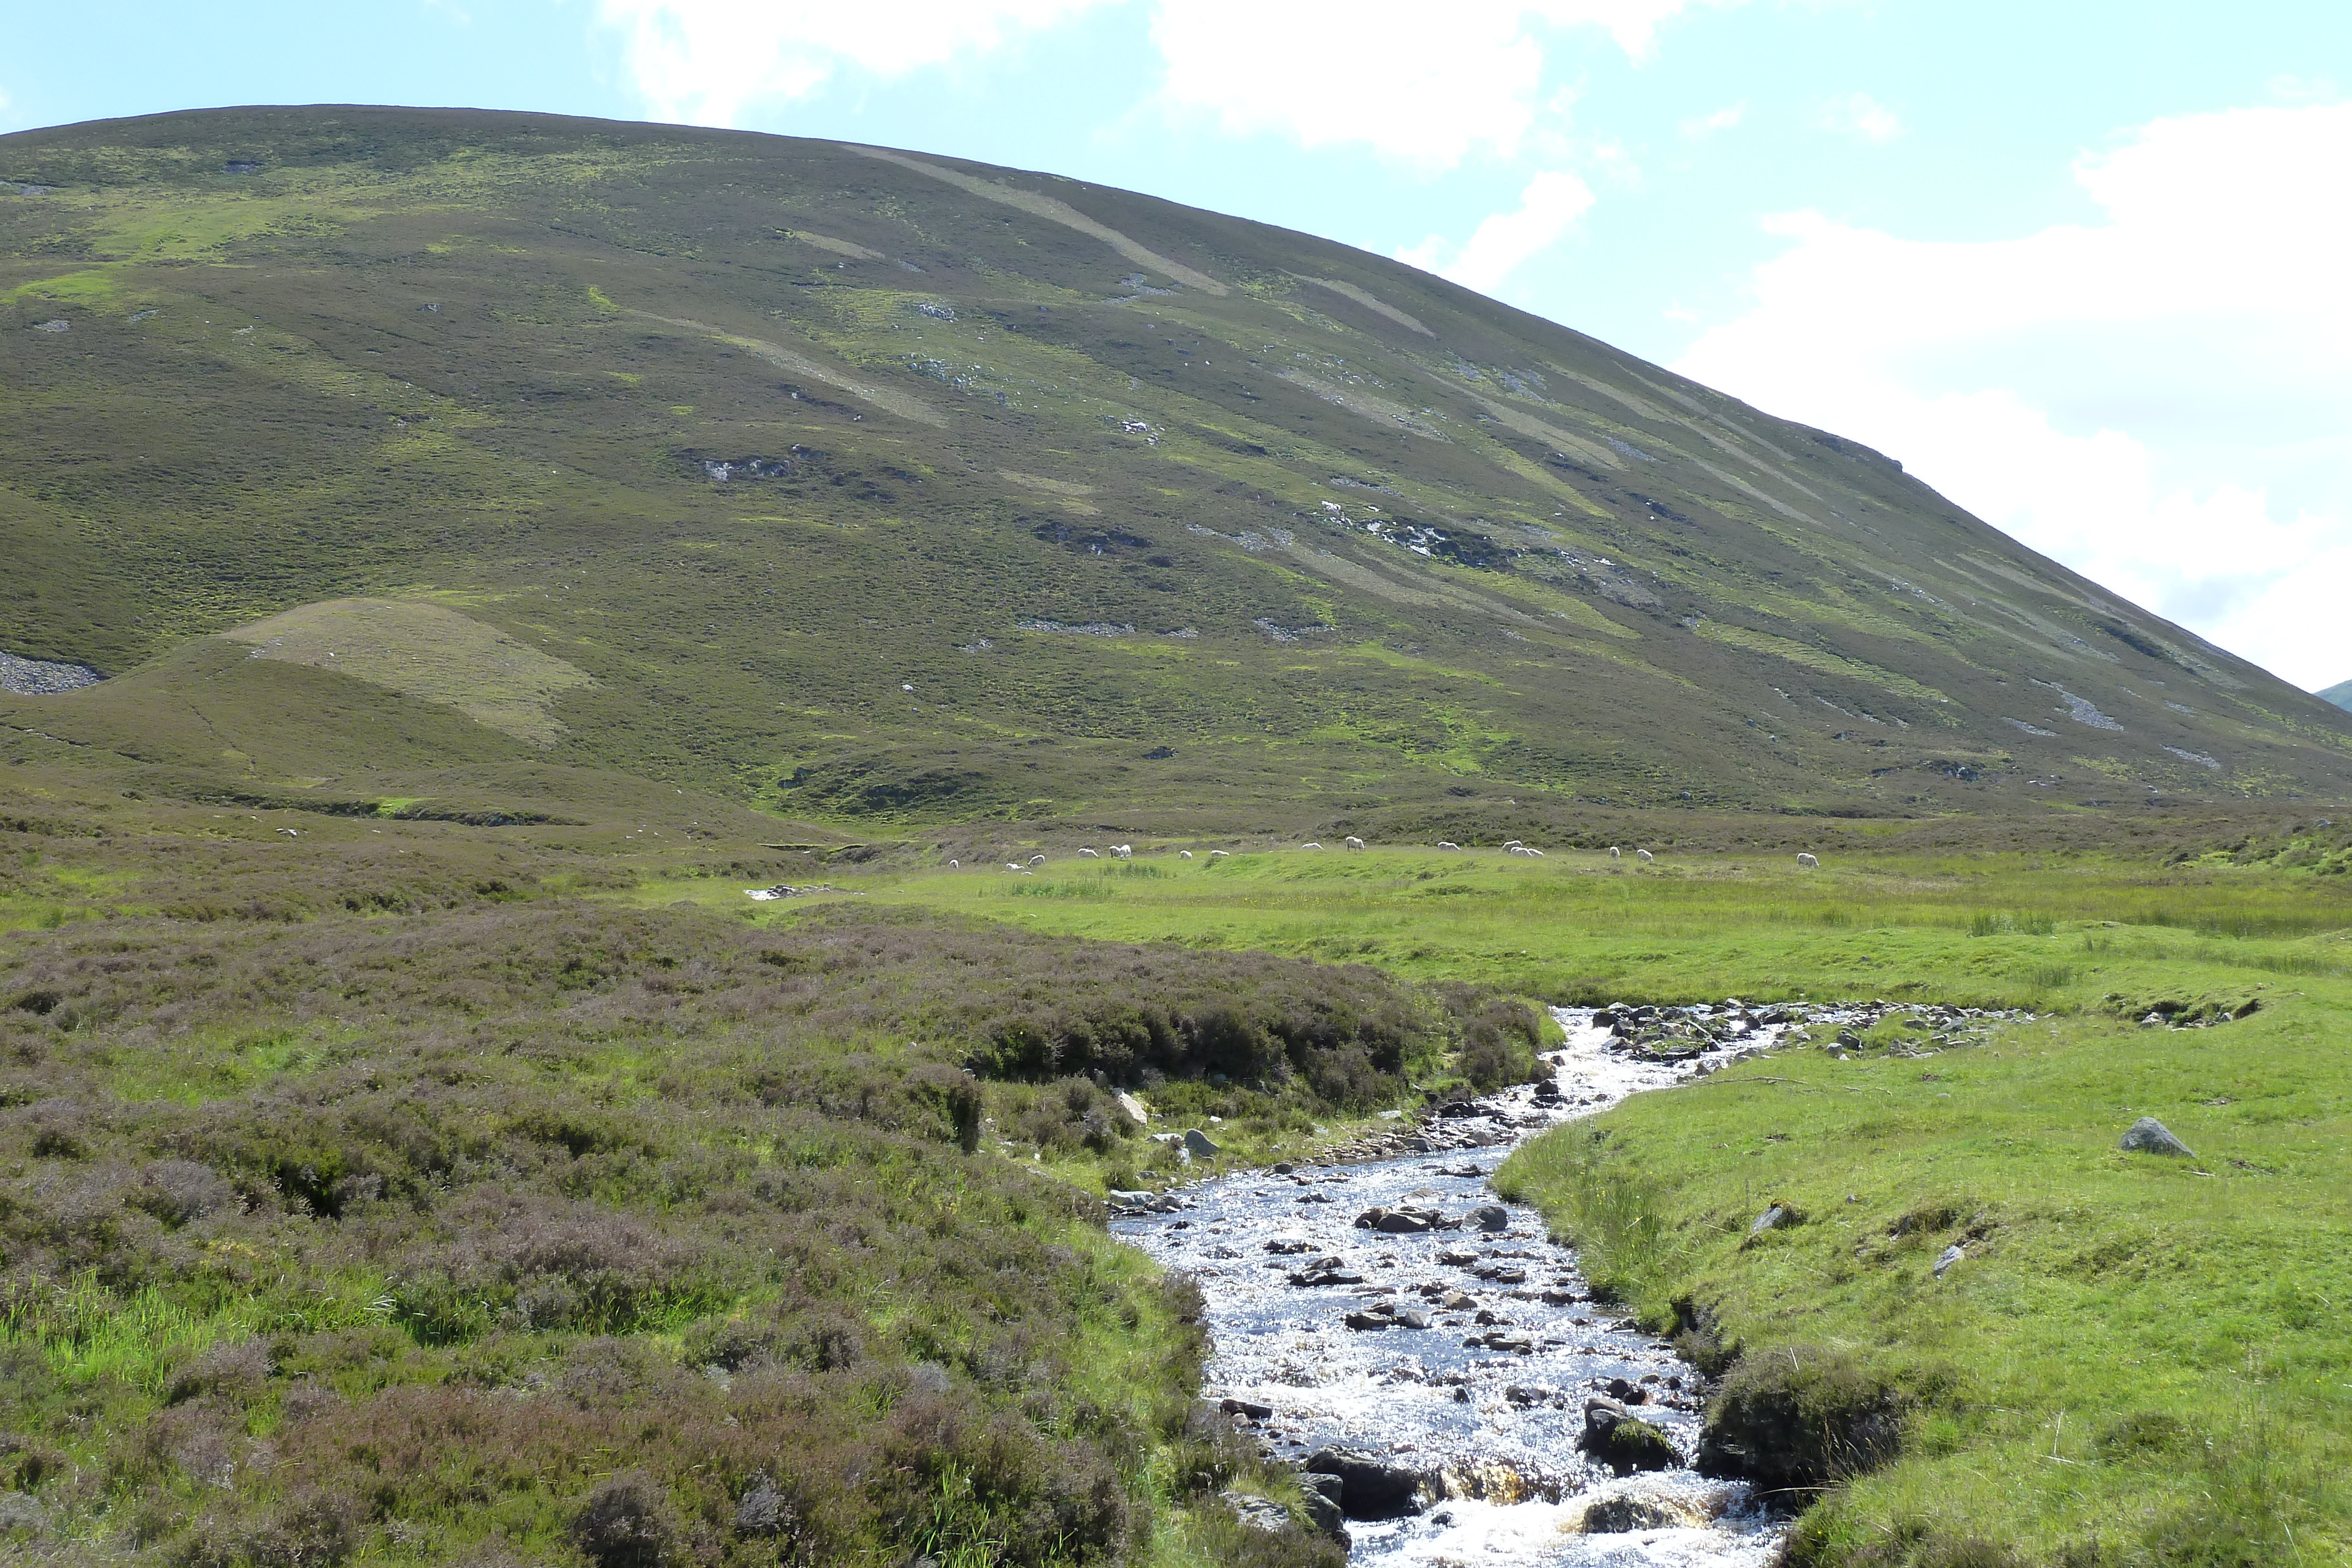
[1492,984,2352,1563]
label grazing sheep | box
[1078,847,1100,858]
[1179,850,1194,859]
[1608,846,1621,860]
[1112,844,1133,859]
[1029,854,1046,866]
[1210,850,1231,859]
[1436,841,1461,850]
[948,858,960,868]
[1636,848,1655,862]
[1503,839,1524,850]
[1522,847,1545,857]
[1344,836,1366,850]
[1796,852,1819,868]
[1301,842,1322,850]
[1005,863,1024,872]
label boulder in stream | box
[1579,1494,1701,1533]
[1304,1446,1434,1518]
[1581,1398,1679,1475]
[1471,1203,1511,1231]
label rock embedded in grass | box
[2120,1116,2194,1157]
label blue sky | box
[8,1,2350,688]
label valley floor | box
[3,778,2347,1566]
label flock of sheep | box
[945,842,1823,870]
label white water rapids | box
[1112,1007,1801,1566]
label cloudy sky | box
[9,1,2349,688]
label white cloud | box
[1816,89,1901,142]
[1675,101,2352,689]
[1680,101,1744,138]
[596,0,1105,125]
[1148,1,1727,170]
[1397,169,1595,292]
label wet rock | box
[1748,1202,1798,1236]
[1441,1289,1475,1310]
[1288,1256,1366,1286]
[1934,1243,1965,1278]
[1580,1494,1695,1533]
[1602,1377,1648,1405]
[1108,1190,1182,1213]
[1220,1397,1274,1420]
[1304,1446,1433,1518]
[2120,1116,2194,1157]
[1471,1203,1511,1231]
[1439,1459,1552,1505]
[1436,1247,1480,1265]
[1184,1128,1222,1159]
[1580,1399,1679,1475]
[1263,1238,1314,1254]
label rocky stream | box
[1111,999,2016,1566]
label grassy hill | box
[4,106,2350,1568]
[4,105,2348,834]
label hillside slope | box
[4,105,2348,825]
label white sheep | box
[1112,844,1133,859]
[1209,850,1230,859]
[1179,850,1194,860]
[1608,846,1621,859]
[1503,839,1524,850]
[948,858,960,868]
[1029,854,1046,866]
[1301,842,1322,850]
[1797,852,1819,868]
[1344,836,1366,850]
[1436,841,1460,851]
[1078,847,1100,858]
[1005,862,1024,872]
[1636,848,1655,862]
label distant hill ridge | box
[3,104,2348,823]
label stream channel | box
[1112,1005,1801,1567]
